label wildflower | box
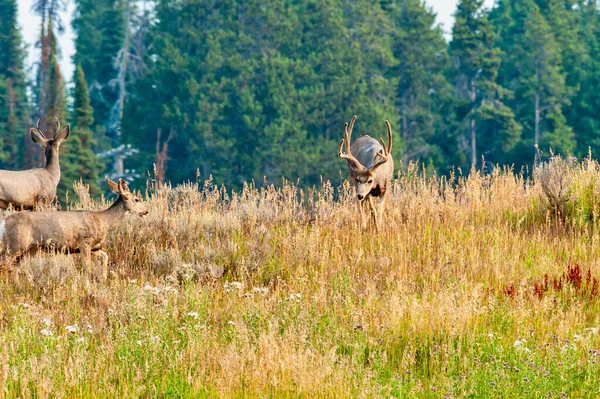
[252,287,269,295]
[524,378,531,384]
[42,318,53,327]
[166,275,177,283]
[87,324,94,334]
[513,339,531,353]
[40,329,53,337]
[586,327,598,334]
[164,286,178,294]
[76,337,85,343]
[66,324,78,334]
[224,282,243,292]
[187,311,199,320]
[574,334,582,342]
[20,303,30,309]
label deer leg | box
[79,242,93,278]
[92,250,109,281]
[367,196,379,233]
[375,196,386,231]
[356,198,367,230]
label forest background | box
[1,0,598,197]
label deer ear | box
[55,124,70,142]
[31,128,48,148]
[118,179,130,194]
[106,177,120,194]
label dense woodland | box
[0,0,599,196]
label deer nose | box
[357,194,364,201]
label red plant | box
[503,265,600,301]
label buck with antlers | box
[0,177,148,280]
[0,118,69,210]
[338,115,394,231]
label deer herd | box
[0,115,393,281]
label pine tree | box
[60,65,103,198]
[30,1,68,169]
[72,0,125,144]
[450,0,521,168]
[0,0,29,169]
[386,0,455,169]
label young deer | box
[0,118,69,210]
[0,177,148,280]
[338,115,394,231]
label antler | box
[338,115,364,171]
[371,120,393,170]
[54,117,61,139]
[35,119,48,139]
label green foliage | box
[60,65,103,199]
[7,0,600,191]
[72,0,125,143]
[0,0,29,169]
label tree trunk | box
[402,94,409,166]
[469,79,477,168]
[534,91,540,148]
[470,117,476,167]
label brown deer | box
[338,115,394,231]
[0,118,69,210]
[0,177,148,280]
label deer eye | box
[134,198,140,203]
[368,179,373,184]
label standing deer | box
[338,115,394,231]
[0,118,69,210]
[0,177,148,280]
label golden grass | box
[2,160,600,398]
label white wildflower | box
[40,329,53,337]
[586,327,599,334]
[574,334,582,342]
[513,339,531,353]
[42,318,53,327]
[224,282,243,292]
[187,311,199,320]
[66,324,78,334]
[166,275,177,283]
[87,324,94,334]
[252,287,269,295]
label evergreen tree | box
[30,1,68,169]
[72,0,125,142]
[498,0,573,160]
[60,65,103,198]
[0,0,29,169]
[450,0,521,168]
[386,0,456,169]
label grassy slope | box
[1,160,600,398]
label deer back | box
[350,136,394,178]
[0,169,58,210]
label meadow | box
[1,156,600,398]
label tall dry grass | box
[1,157,600,398]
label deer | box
[0,177,148,281]
[0,118,70,210]
[338,115,394,232]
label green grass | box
[2,160,600,397]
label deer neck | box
[44,147,61,180]
[101,196,128,227]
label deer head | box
[105,177,149,216]
[30,117,70,160]
[338,116,393,201]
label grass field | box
[2,157,600,398]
